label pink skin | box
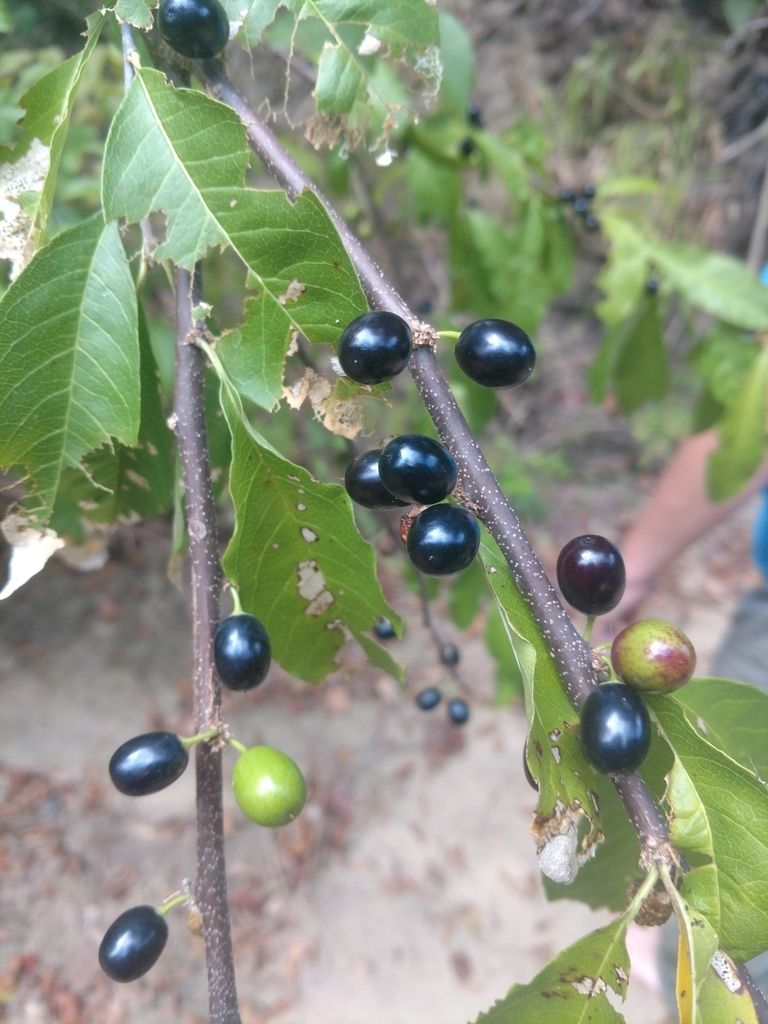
[611,619,696,694]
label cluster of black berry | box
[544,535,696,781]
[99,611,306,983]
[560,185,599,232]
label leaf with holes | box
[0,215,139,523]
[103,69,368,410]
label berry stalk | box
[174,266,241,1024]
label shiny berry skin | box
[214,613,271,691]
[556,535,625,616]
[232,746,306,827]
[611,619,696,694]
[344,450,409,510]
[374,617,397,640]
[440,643,460,666]
[99,906,169,983]
[379,435,457,506]
[454,319,536,390]
[338,310,412,385]
[158,0,229,59]
[406,504,480,576]
[416,687,442,710]
[109,732,188,797]
[447,697,469,725]
[579,683,651,776]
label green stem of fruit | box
[625,864,659,921]
[583,615,595,643]
[181,728,220,750]
[436,330,460,340]
[228,738,248,756]
[156,893,190,917]
[228,585,243,615]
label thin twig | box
[174,266,241,1024]
[718,112,768,163]
[199,60,671,862]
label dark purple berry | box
[467,103,483,128]
[379,435,457,506]
[454,319,536,390]
[440,643,460,666]
[99,906,169,982]
[646,276,660,294]
[559,188,576,202]
[447,697,469,725]
[406,504,480,576]
[214,613,271,691]
[338,310,412,385]
[574,195,589,215]
[374,617,397,641]
[579,683,651,776]
[584,214,599,231]
[109,732,189,797]
[345,450,410,510]
[459,137,475,157]
[556,535,625,616]
[416,687,442,710]
[158,0,229,59]
[583,184,596,199]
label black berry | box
[379,435,457,506]
[459,137,475,157]
[99,906,169,983]
[646,276,660,294]
[440,643,460,666]
[467,103,483,128]
[374,617,397,640]
[406,504,480,576]
[214,613,271,691]
[416,687,442,710]
[109,732,189,797]
[579,683,651,776]
[559,188,576,202]
[345,450,410,510]
[583,184,596,199]
[454,319,536,390]
[338,310,412,385]
[574,195,590,215]
[447,697,469,725]
[584,214,599,232]
[158,0,229,59]
[556,535,625,616]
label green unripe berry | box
[611,619,696,694]
[232,746,307,827]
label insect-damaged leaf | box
[479,542,602,885]
[217,369,400,683]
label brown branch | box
[199,59,670,864]
[174,266,241,1024]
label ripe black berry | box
[559,188,576,202]
[646,276,659,294]
[467,103,483,128]
[454,319,536,390]
[416,687,442,710]
[447,697,469,725]
[158,0,229,59]
[374,617,397,640]
[459,137,475,157]
[345,450,410,510]
[406,504,480,576]
[574,195,589,215]
[337,310,412,385]
[379,435,457,506]
[584,214,599,232]
[99,906,169,983]
[214,613,271,691]
[579,683,651,775]
[109,732,189,797]
[583,184,596,199]
[556,535,625,616]
[440,643,460,666]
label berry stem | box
[156,893,190,916]
[228,738,248,756]
[228,585,243,615]
[198,61,671,887]
[583,615,596,642]
[436,330,460,340]
[174,264,241,1024]
[181,728,221,750]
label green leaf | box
[0,215,140,523]
[0,11,105,270]
[315,43,366,114]
[596,211,651,327]
[103,69,368,409]
[223,0,282,49]
[447,555,485,630]
[114,0,154,28]
[0,1,11,32]
[674,677,768,781]
[473,906,634,1023]
[217,367,400,683]
[699,956,759,1024]
[665,873,719,1024]
[649,694,768,961]
[707,346,768,501]
[479,542,602,885]
[613,295,669,414]
[484,602,523,705]
[689,324,760,407]
[353,630,405,686]
[437,12,473,115]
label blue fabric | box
[753,487,768,578]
